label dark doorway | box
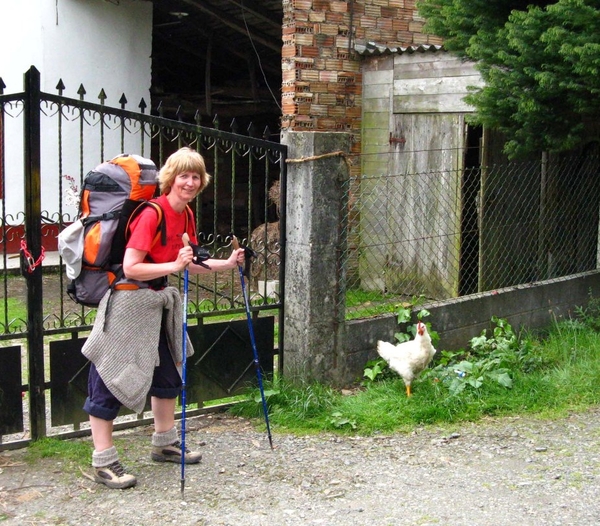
[459,124,483,296]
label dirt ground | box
[2,409,600,526]
[3,271,600,525]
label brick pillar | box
[281,0,362,135]
[279,1,441,182]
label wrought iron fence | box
[341,150,600,318]
[0,68,286,339]
[0,67,286,447]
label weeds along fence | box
[340,149,600,319]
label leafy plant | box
[394,304,440,344]
[362,357,395,385]
[362,359,385,383]
[424,316,541,396]
[329,411,357,430]
[393,305,413,343]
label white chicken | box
[376,321,437,396]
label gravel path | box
[2,409,600,525]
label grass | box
[21,435,142,476]
[230,308,600,436]
[0,297,27,331]
[24,436,91,471]
[345,288,405,320]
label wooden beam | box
[155,93,279,118]
[180,0,281,52]
[221,0,281,31]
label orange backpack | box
[60,154,186,307]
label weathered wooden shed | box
[357,42,600,300]
[358,43,484,298]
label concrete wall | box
[344,271,600,385]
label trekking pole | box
[231,235,274,449]
[180,233,191,497]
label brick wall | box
[281,0,443,164]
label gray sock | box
[152,426,178,447]
[92,446,119,468]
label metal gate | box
[0,67,286,449]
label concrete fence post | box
[281,131,351,385]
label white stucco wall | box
[0,0,153,221]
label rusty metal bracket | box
[389,132,406,145]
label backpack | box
[59,153,179,307]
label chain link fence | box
[341,151,600,319]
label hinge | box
[389,132,406,145]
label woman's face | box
[171,171,202,202]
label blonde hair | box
[158,147,211,196]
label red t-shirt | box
[126,194,197,264]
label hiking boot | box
[151,441,202,464]
[94,461,137,489]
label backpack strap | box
[104,202,195,319]
[81,210,120,227]
[124,200,166,250]
[184,204,195,241]
[145,202,194,247]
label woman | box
[82,147,245,489]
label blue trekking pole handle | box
[232,235,274,449]
[180,233,191,496]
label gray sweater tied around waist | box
[82,285,194,414]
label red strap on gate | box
[20,239,46,273]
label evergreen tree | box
[417,0,600,158]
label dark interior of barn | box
[151,0,283,137]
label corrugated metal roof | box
[354,41,445,56]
